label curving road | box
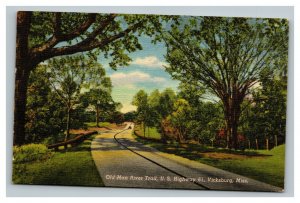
[91,122,283,192]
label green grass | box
[134,125,161,140]
[134,131,285,188]
[13,134,104,187]
[85,122,111,128]
[199,145,285,188]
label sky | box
[99,35,180,113]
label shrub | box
[13,144,53,163]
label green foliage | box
[110,111,125,124]
[13,144,53,163]
[13,135,103,186]
[157,88,177,118]
[132,88,177,141]
[124,111,137,121]
[25,66,65,143]
[25,54,114,143]
[81,75,116,126]
[132,87,223,145]
[16,11,176,145]
[167,99,191,142]
[45,55,108,140]
[163,16,289,149]
[28,12,175,69]
[132,90,149,128]
[240,75,287,149]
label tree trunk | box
[14,66,30,145]
[255,138,259,150]
[231,93,241,150]
[274,134,278,147]
[248,139,251,149]
[143,122,146,137]
[160,122,167,144]
[232,118,239,150]
[64,108,71,149]
[224,108,231,149]
[13,12,33,146]
[178,127,184,144]
[96,106,100,127]
[222,84,245,150]
[266,138,269,150]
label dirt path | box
[91,123,282,192]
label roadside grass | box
[199,145,285,188]
[85,122,125,130]
[85,122,111,128]
[134,125,161,140]
[13,134,104,187]
[133,127,285,188]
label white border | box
[1,2,298,203]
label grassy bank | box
[13,134,103,187]
[134,125,161,140]
[134,127,285,188]
[200,145,285,188]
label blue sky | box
[99,35,180,113]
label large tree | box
[163,17,288,149]
[46,55,103,142]
[14,11,170,145]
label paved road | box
[91,123,283,192]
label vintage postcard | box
[13,11,288,192]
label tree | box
[148,88,176,142]
[81,77,113,127]
[132,90,149,136]
[177,81,223,144]
[84,89,114,127]
[252,75,287,149]
[14,11,172,145]
[25,65,65,144]
[124,111,137,122]
[167,99,191,143]
[111,111,125,125]
[158,88,177,119]
[45,55,102,142]
[163,17,288,149]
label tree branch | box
[45,20,143,59]
[31,13,96,54]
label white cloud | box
[120,103,137,113]
[110,71,166,87]
[131,56,167,68]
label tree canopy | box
[14,11,174,145]
[162,16,288,149]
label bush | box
[13,144,53,163]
